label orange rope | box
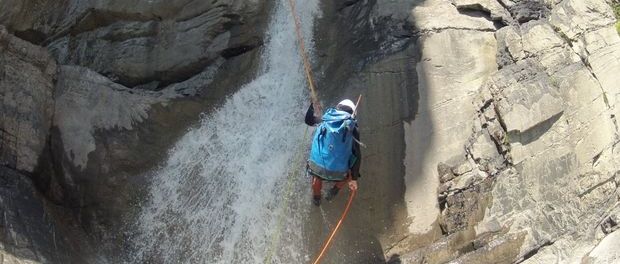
[312,190,356,264]
[287,0,322,113]
[352,94,362,118]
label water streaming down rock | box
[129,0,320,263]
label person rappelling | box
[281,0,362,262]
[305,99,362,206]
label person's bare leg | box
[311,176,322,206]
[327,173,351,201]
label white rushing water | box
[130,0,320,263]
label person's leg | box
[327,173,351,201]
[334,173,352,189]
[312,176,322,196]
[311,176,322,206]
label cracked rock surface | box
[0,25,55,173]
[392,0,620,263]
[1,0,268,89]
[45,0,266,88]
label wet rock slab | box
[0,167,95,263]
[0,25,56,173]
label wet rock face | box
[1,0,269,261]
[0,165,98,263]
[0,0,70,43]
[42,65,180,212]
[1,0,266,87]
[45,0,266,88]
[54,65,177,170]
[0,25,82,264]
[397,0,620,263]
[312,0,418,262]
[0,25,56,173]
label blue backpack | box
[308,108,357,181]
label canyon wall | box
[1,0,619,262]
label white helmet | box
[337,99,356,113]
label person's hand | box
[314,104,322,117]
[348,180,358,191]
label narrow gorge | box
[1,0,619,263]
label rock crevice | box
[395,0,620,263]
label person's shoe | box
[325,187,340,201]
[312,195,321,206]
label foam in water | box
[130,0,320,263]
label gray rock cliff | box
[1,0,269,261]
[0,25,99,264]
[0,25,55,173]
[389,0,620,263]
[1,0,619,262]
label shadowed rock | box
[0,25,56,173]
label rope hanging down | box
[287,0,322,113]
[311,94,362,264]
[263,1,323,262]
[312,190,356,264]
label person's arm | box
[348,127,361,191]
[351,127,361,180]
[304,103,321,126]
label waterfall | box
[129,0,320,262]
